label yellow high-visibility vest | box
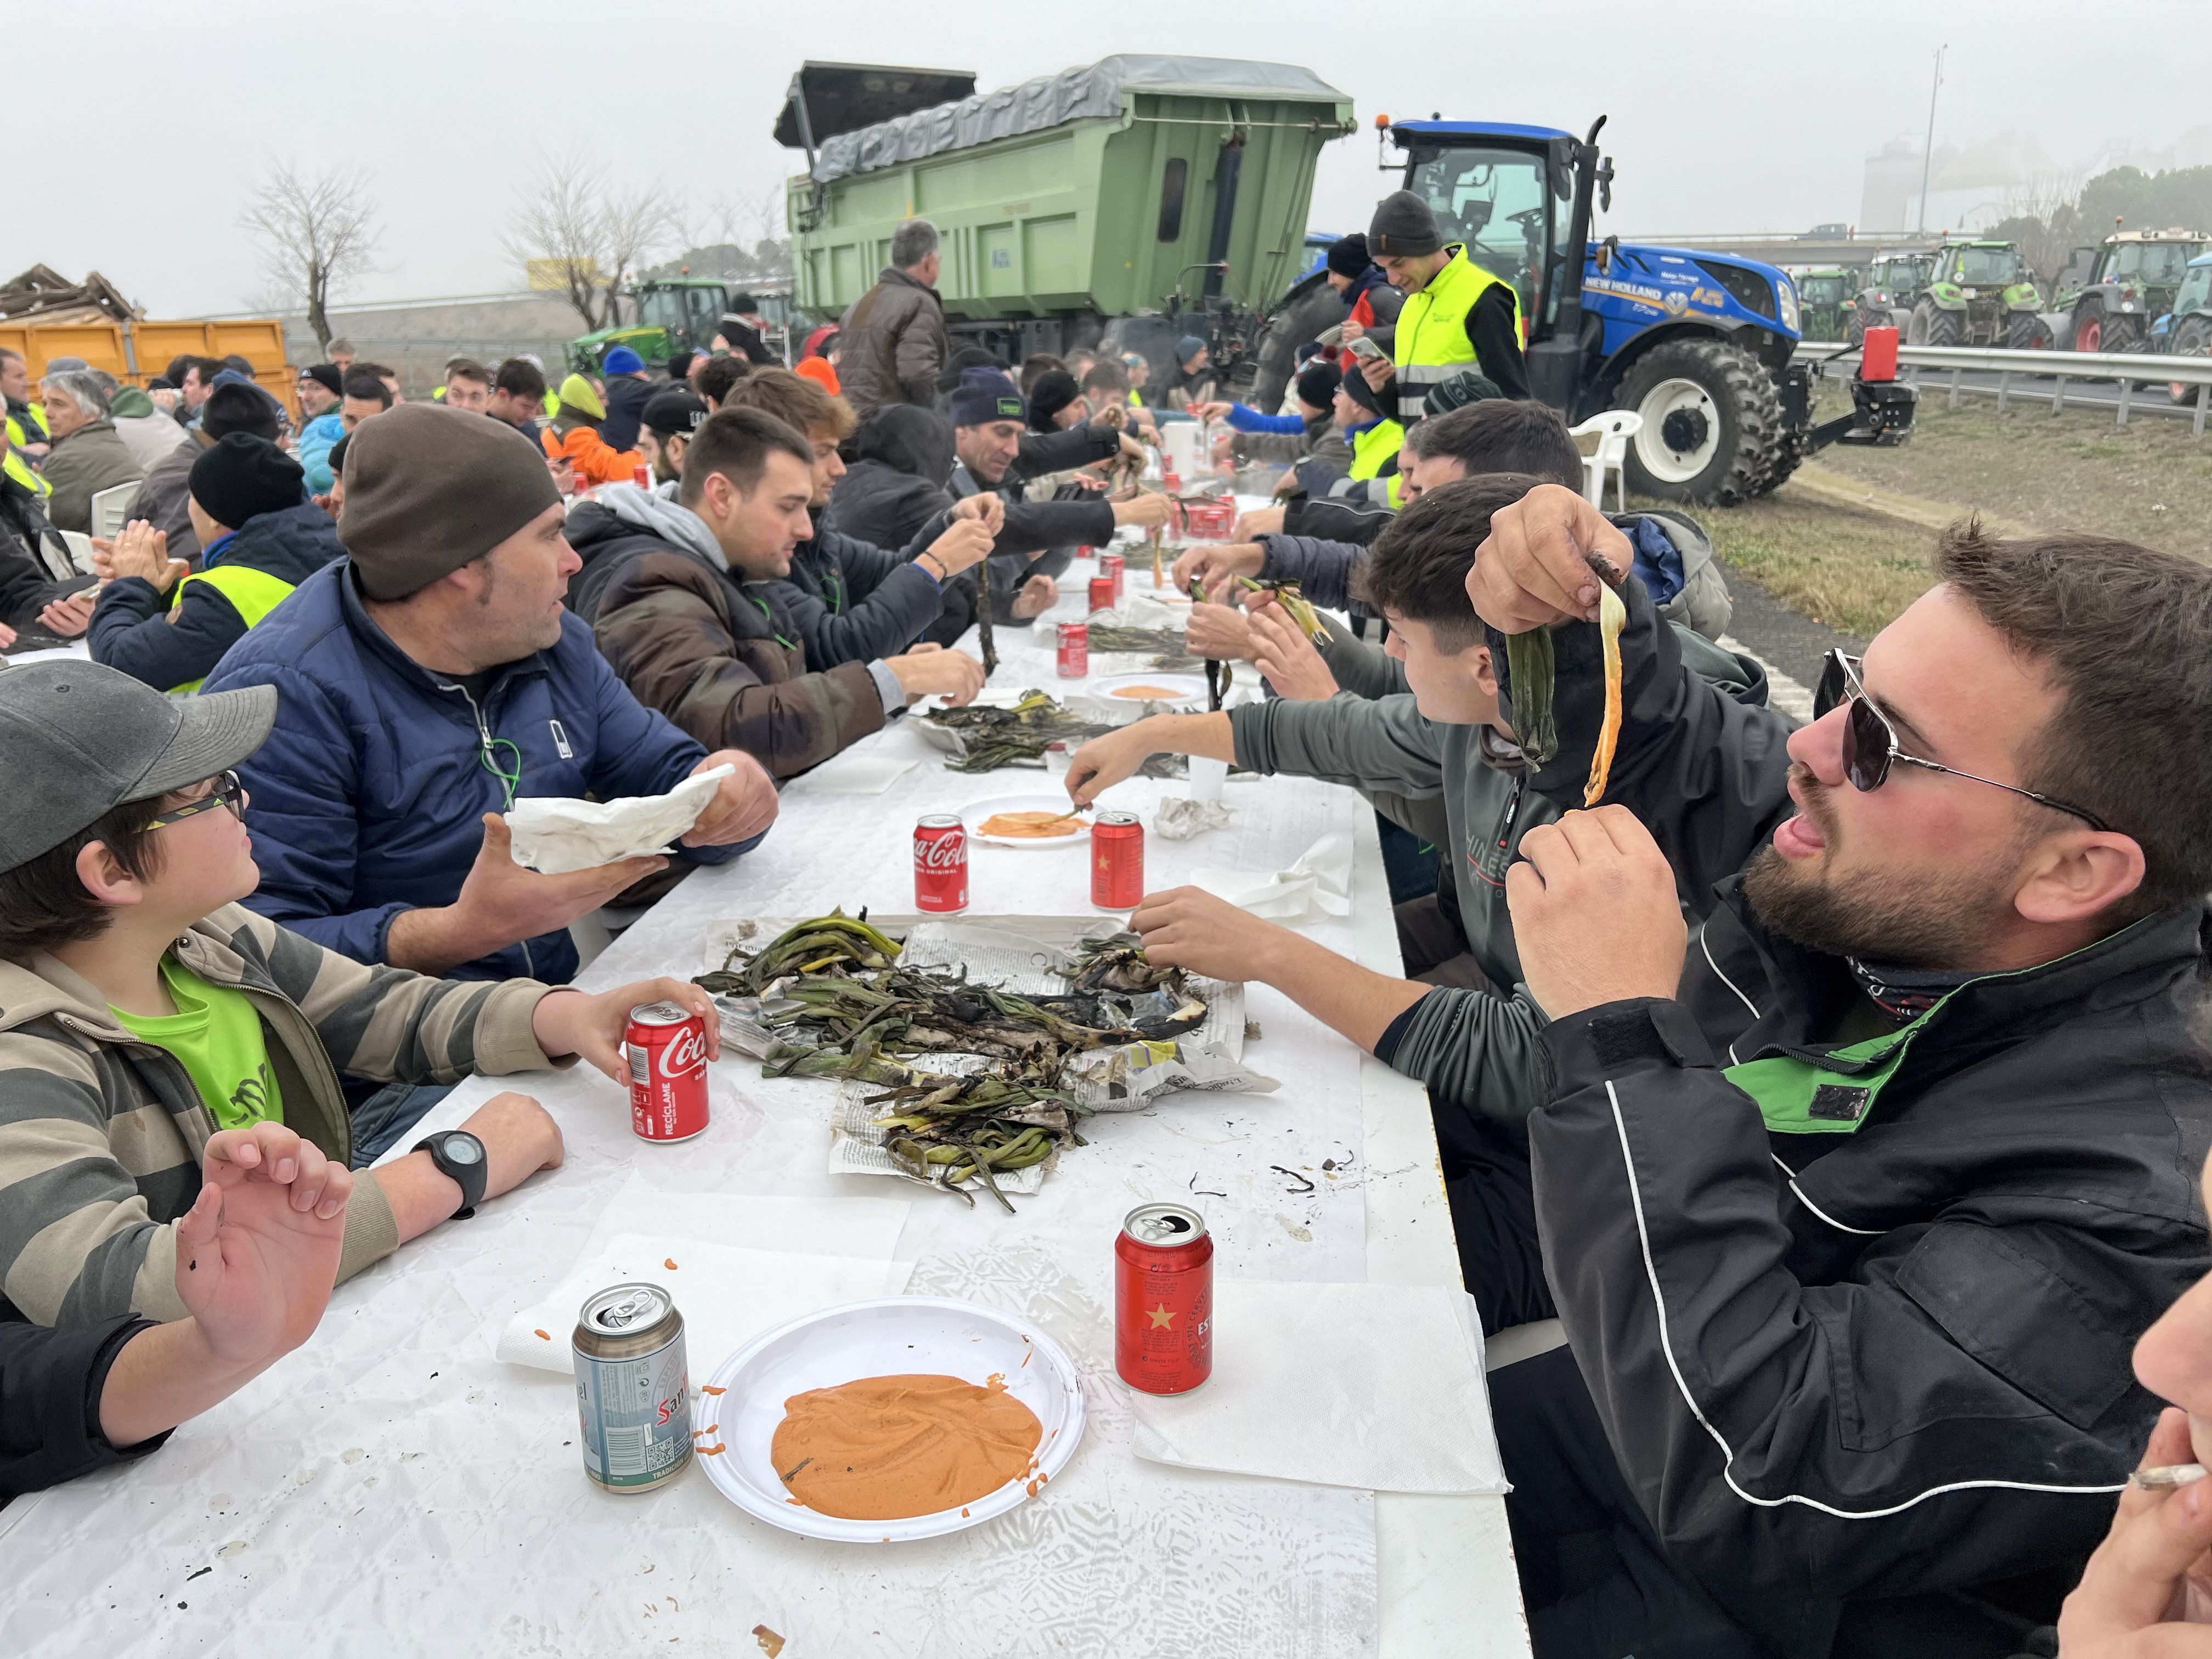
[167,565,298,692]
[1390,247,1519,421]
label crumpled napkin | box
[1188,831,1351,921]
[505,764,732,873]
[1154,798,1233,841]
[1129,1280,1506,1494]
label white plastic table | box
[0,548,1530,1658]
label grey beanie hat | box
[0,661,275,872]
[338,402,561,600]
[1368,190,1443,258]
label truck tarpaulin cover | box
[810,55,1346,184]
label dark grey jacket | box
[836,268,949,419]
[1499,574,2212,1652]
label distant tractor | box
[2149,252,2212,403]
[1847,253,1933,346]
[2054,228,2210,353]
[1795,268,1856,342]
[567,278,799,373]
[1907,241,2045,348]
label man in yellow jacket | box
[1358,190,1529,421]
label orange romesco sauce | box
[772,1374,1043,1520]
[1110,684,1183,700]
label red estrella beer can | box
[1116,1203,1212,1395]
[625,1001,709,1143]
[1090,811,1144,910]
[1056,621,1089,678]
[1087,575,1115,614]
[913,814,969,913]
[1099,550,1125,602]
[632,462,652,490]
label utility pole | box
[1916,45,1946,234]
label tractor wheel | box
[1846,312,1866,348]
[2169,318,2211,404]
[1906,302,1929,345]
[2006,312,2050,349]
[1616,337,1785,507]
[2072,300,2106,353]
[1920,303,1962,347]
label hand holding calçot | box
[2056,1408,2212,1654]
[1248,600,1338,702]
[1467,482,1632,635]
[1504,806,1687,1019]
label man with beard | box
[1124,478,2212,1659]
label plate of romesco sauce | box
[689,1296,1086,1542]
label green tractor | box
[2052,228,2210,353]
[566,276,785,373]
[1795,268,1857,342]
[1847,253,1932,346]
[1906,241,2046,348]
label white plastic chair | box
[59,530,97,577]
[89,481,142,541]
[1570,410,1644,512]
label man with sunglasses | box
[1445,482,2212,1657]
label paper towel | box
[1188,830,1352,922]
[505,764,733,874]
[1128,1280,1507,1494]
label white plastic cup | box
[1188,755,1227,802]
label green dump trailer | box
[779,57,1356,371]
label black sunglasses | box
[143,770,246,830]
[1811,651,2112,832]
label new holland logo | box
[1662,290,1689,317]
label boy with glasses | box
[0,662,722,1328]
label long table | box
[0,552,1531,1657]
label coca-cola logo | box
[915,831,967,870]
[659,1027,707,1077]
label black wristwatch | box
[412,1130,488,1219]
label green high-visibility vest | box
[168,565,298,692]
[1390,246,1520,421]
[1347,418,1406,507]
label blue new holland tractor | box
[1364,116,1915,504]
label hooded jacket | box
[566,487,889,780]
[296,408,345,494]
[0,902,565,1326]
[88,501,343,692]
[836,267,950,419]
[597,374,655,454]
[1488,574,2212,1651]
[1342,263,1405,352]
[770,506,955,670]
[107,387,186,473]
[41,417,145,534]
[200,561,744,981]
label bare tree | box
[1998,170,2088,285]
[506,150,680,330]
[238,160,382,353]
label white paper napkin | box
[505,764,733,874]
[496,1232,914,1374]
[792,752,918,795]
[1188,830,1352,922]
[1128,1280,1508,1494]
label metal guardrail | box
[1793,341,2212,435]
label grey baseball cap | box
[0,661,276,873]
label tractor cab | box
[2056,229,2210,352]
[1384,121,1578,336]
[1910,241,2043,348]
[568,275,734,373]
[1795,268,1855,342]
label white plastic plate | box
[960,793,1090,850]
[689,1294,1086,1542]
[1085,672,1207,709]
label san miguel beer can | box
[1099,550,1125,602]
[574,1283,692,1491]
[1087,575,1115,614]
[1056,621,1090,678]
[1116,1204,1213,1395]
[625,1001,709,1143]
[1090,811,1144,910]
[914,814,969,913]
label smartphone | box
[1349,336,1386,362]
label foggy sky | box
[24,0,2210,318]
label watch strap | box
[411,1131,487,1218]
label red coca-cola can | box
[1116,1203,1212,1395]
[1056,621,1089,678]
[625,1001,709,1143]
[632,461,652,490]
[913,814,969,913]
[1099,550,1125,602]
[1090,810,1144,910]
[1087,575,1115,614]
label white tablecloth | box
[0,544,1530,1658]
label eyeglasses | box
[143,770,246,830]
[1812,651,2112,832]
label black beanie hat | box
[1368,190,1442,258]
[1342,360,1386,420]
[301,363,343,397]
[1295,360,1342,410]
[189,435,304,531]
[1027,369,1081,430]
[1326,234,1371,279]
[948,368,1026,428]
[202,382,280,443]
